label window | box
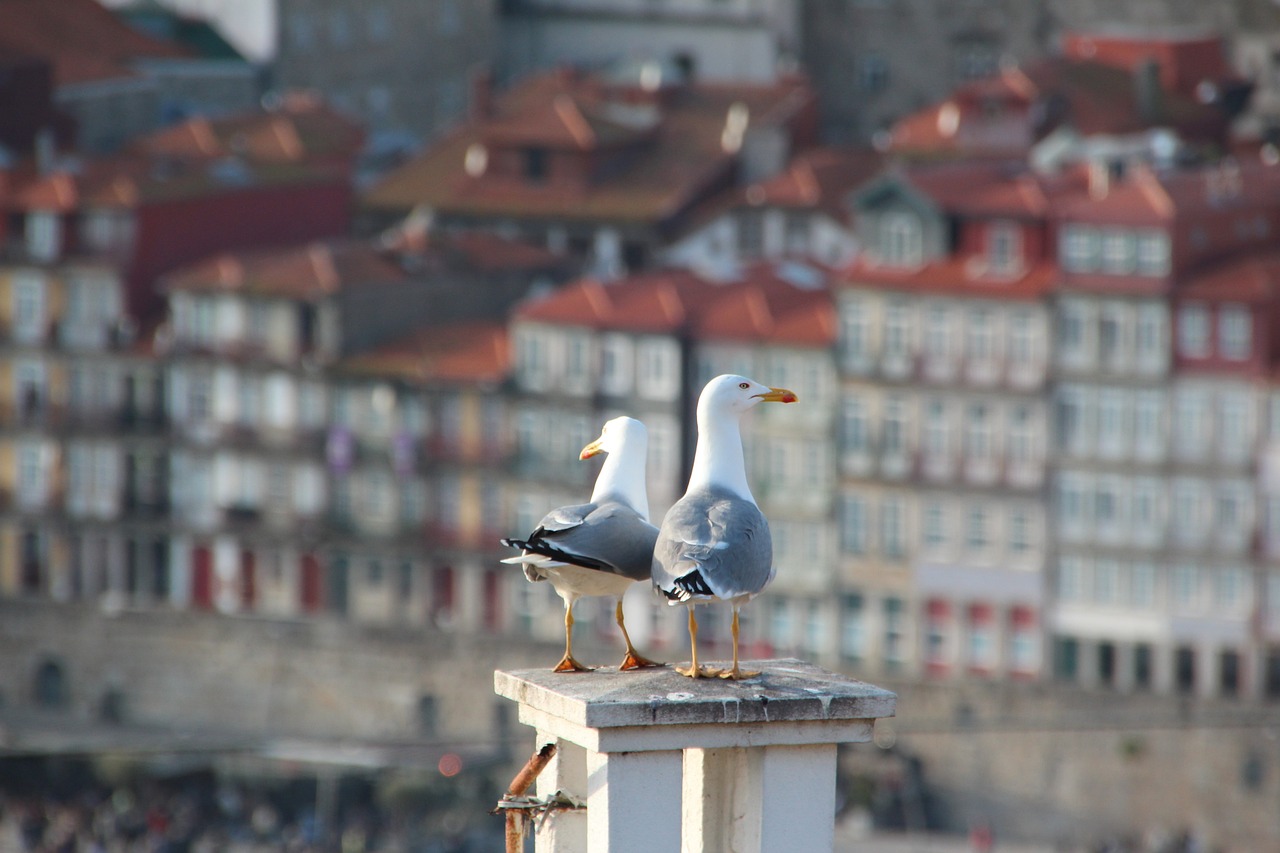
[840,296,870,366]
[842,396,870,455]
[922,501,946,548]
[883,597,904,667]
[965,403,992,461]
[880,496,905,559]
[841,495,869,555]
[1061,225,1099,272]
[1057,301,1088,363]
[1219,391,1252,456]
[1008,309,1035,365]
[966,307,995,362]
[564,334,590,387]
[1172,564,1201,610]
[966,504,989,550]
[1219,305,1251,360]
[13,274,46,344]
[884,300,911,359]
[882,397,907,458]
[1092,560,1120,605]
[840,594,866,662]
[967,606,994,670]
[523,147,549,182]
[1009,507,1032,553]
[1136,230,1171,276]
[1058,556,1087,602]
[1008,404,1034,465]
[923,304,951,362]
[922,398,949,458]
[27,211,61,261]
[1100,230,1137,274]
[636,339,678,400]
[600,334,632,395]
[881,212,922,268]
[1178,304,1210,357]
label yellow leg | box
[676,607,724,678]
[615,599,662,670]
[553,600,593,673]
[720,607,760,680]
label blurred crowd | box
[0,778,498,853]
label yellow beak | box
[754,386,798,404]
[580,436,606,460]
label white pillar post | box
[535,730,587,853]
[496,658,897,853]
[586,749,683,852]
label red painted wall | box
[128,179,353,319]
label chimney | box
[1134,57,1163,124]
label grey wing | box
[538,501,595,532]
[547,502,659,582]
[653,493,773,599]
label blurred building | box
[360,64,819,275]
[498,0,800,85]
[274,0,496,147]
[662,145,883,277]
[0,0,260,154]
[836,161,1058,682]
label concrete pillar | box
[535,729,587,853]
[496,658,896,853]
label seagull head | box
[700,374,798,418]
[580,415,648,460]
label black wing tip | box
[661,570,713,602]
[501,537,529,550]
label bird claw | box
[675,664,726,679]
[618,651,664,671]
[552,655,594,673]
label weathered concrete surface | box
[495,658,897,730]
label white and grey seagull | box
[501,416,661,673]
[652,374,797,680]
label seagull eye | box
[738,382,749,389]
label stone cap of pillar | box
[495,658,896,753]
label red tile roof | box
[0,0,190,87]
[515,261,834,347]
[361,68,817,225]
[160,240,407,299]
[339,322,510,385]
[886,49,1230,158]
[134,93,365,166]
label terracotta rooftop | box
[338,322,510,385]
[160,240,407,300]
[0,0,190,87]
[515,261,833,347]
[361,67,816,225]
[886,46,1232,158]
[134,94,365,165]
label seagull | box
[652,375,797,680]
[501,416,661,673]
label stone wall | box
[3,599,1277,848]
